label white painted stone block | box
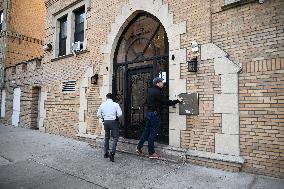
[167,21,187,39]
[79,122,87,134]
[100,86,109,99]
[169,35,181,51]
[121,4,132,18]
[201,43,227,60]
[169,79,186,99]
[169,48,187,64]
[222,114,239,135]
[39,123,46,132]
[214,57,241,75]
[79,107,85,122]
[214,94,238,113]
[103,74,111,86]
[169,129,181,147]
[169,113,186,130]
[215,133,240,156]
[221,74,238,94]
[153,0,163,11]
[169,64,180,79]
[100,44,111,54]
[157,4,172,29]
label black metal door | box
[126,66,152,139]
[113,12,169,144]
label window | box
[0,11,3,31]
[74,7,85,45]
[58,16,67,56]
[54,2,87,58]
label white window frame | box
[53,0,88,58]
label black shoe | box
[104,152,109,158]
[109,152,115,162]
[136,147,142,155]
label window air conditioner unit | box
[72,41,83,52]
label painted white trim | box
[38,90,47,132]
[201,43,242,157]
[1,89,6,117]
[12,88,21,127]
[100,0,187,146]
[78,66,93,134]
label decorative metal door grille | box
[113,12,169,144]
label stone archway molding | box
[100,0,187,147]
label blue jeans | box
[137,112,161,155]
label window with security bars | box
[74,7,85,46]
[58,16,67,56]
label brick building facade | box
[0,0,283,178]
[0,0,45,129]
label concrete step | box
[77,135,244,172]
[77,135,186,163]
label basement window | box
[62,80,76,92]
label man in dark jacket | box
[136,77,182,159]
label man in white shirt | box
[97,93,122,162]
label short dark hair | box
[106,93,113,99]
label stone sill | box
[186,149,245,164]
[221,0,255,11]
[51,49,89,62]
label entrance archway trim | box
[100,0,187,147]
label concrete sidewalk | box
[0,125,283,189]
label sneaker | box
[136,148,143,155]
[109,152,115,162]
[104,152,109,158]
[149,152,160,159]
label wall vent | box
[62,80,76,92]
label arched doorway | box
[113,12,169,144]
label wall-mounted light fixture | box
[91,74,99,85]
[187,57,198,72]
[187,40,199,72]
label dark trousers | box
[104,120,119,155]
[137,112,161,155]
